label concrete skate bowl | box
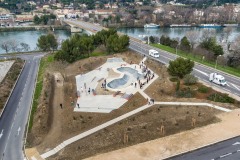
[107,74,130,89]
[117,67,142,79]
[107,67,143,89]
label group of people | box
[101,79,107,89]
[137,63,155,89]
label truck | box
[209,73,227,86]
[149,49,159,58]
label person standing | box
[88,88,91,94]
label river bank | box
[0,25,70,32]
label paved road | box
[0,54,42,160]
[168,136,240,160]
[64,20,240,98]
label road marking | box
[0,129,3,139]
[194,68,209,77]
[220,153,232,158]
[17,127,21,136]
[232,142,240,145]
[229,83,240,91]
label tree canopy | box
[200,37,224,56]
[167,57,194,79]
[180,36,191,52]
[54,29,129,63]
[37,34,58,52]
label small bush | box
[184,74,198,85]
[207,93,235,103]
[170,77,178,82]
[198,86,209,93]
[176,87,195,98]
[176,80,180,91]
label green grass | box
[28,55,52,132]
[151,43,240,77]
[91,51,107,57]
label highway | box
[64,20,240,98]
[168,136,240,160]
[0,54,42,160]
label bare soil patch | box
[48,105,221,160]
[0,58,24,112]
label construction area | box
[25,51,240,160]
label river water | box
[117,27,240,42]
[0,27,240,54]
[0,30,71,54]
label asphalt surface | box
[0,54,42,160]
[168,136,240,160]
[64,20,240,98]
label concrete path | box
[0,60,14,83]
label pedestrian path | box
[155,102,232,112]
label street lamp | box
[215,55,222,69]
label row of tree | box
[150,31,226,64]
[33,14,56,25]
[0,40,30,53]
[53,29,129,63]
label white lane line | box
[0,129,3,139]
[232,142,240,145]
[194,68,209,77]
[229,83,240,91]
[220,152,232,158]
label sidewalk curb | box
[23,57,42,160]
[163,135,240,159]
[0,60,26,118]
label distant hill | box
[161,0,239,5]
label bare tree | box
[223,27,233,43]
[186,30,199,50]
[200,29,216,42]
[230,35,240,51]
[9,39,19,52]
[1,41,11,53]
[20,43,30,52]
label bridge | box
[63,20,95,34]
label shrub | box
[207,93,235,103]
[198,86,209,93]
[183,74,198,85]
[176,87,195,98]
[176,80,180,91]
[170,77,178,82]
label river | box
[0,27,240,54]
[0,30,71,54]
[117,27,240,43]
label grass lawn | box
[151,43,240,77]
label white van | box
[149,49,159,58]
[209,73,227,86]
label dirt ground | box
[26,50,238,159]
[0,58,24,112]
[48,105,221,160]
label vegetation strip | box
[0,59,25,117]
[28,55,53,131]
[151,44,240,78]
